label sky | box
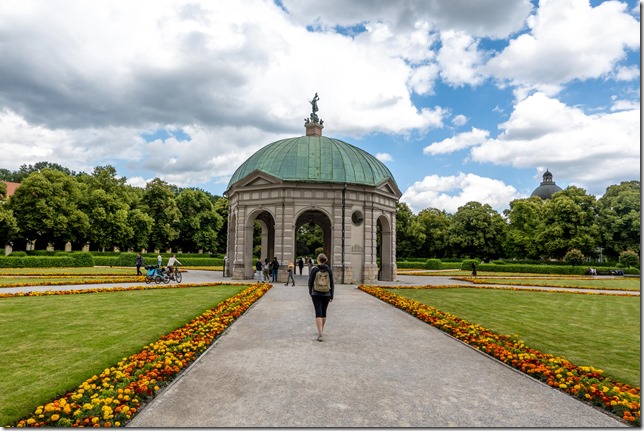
[0,0,640,214]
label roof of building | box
[530,170,562,199]
[2,181,20,198]
[227,135,397,190]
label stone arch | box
[293,208,333,262]
[377,213,395,281]
[244,209,276,279]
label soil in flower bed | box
[392,287,640,387]
[0,284,247,426]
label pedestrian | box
[256,259,263,280]
[285,261,295,286]
[263,258,270,281]
[136,253,143,276]
[307,256,313,273]
[298,257,304,275]
[308,253,334,342]
[271,257,279,282]
[157,253,162,267]
[472,262,477,276]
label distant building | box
[530,170,562,200]
[1,181,20,200]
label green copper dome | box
[227,135,397,190]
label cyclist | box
[167,254,182,280]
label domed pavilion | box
[530,169,563,199]
[224,95,402,283]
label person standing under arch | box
[308,253,334,342]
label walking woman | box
[308,253,334,342]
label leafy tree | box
[535,187,599,259]
[13,162,77,182]
[447,201,507,260]
[7,169,89,247]
[597,181,640,260]
[77,166,133,251]
[296,223,323,258]
[0,205,19,246]
[0,181,6,201]
[415,208,451,258]
[563,248,585,266]
[142,178,181,251]
[173,188,224,252]
[213,197,229,254]
[395,202,417,258]
[0,168,14,182]
[504,197,545,259]
[619,250,639,268]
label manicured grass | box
[0,276,140,286]
[0,284,247,426]
[0,267,137,276]
[465,277,640,290]
[392,288,640,387]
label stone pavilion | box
[224,95,401,283]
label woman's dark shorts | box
[311,295,331,318]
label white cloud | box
[437,30,486,87]
[615,65,640,81]
[451,114,468,127]
[485,0,640,93]
[423,127,489,155]
[375,153,393,162]
[470,93,640,195]
[401,172,522,214]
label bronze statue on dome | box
[307,93,320,123]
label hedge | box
[477,263,640,275]
[424,259,442,270]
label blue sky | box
[0,0,639,213]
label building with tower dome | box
[530,169,563,199]
[224,95,402,283]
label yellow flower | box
[51,414,60,421]
[26,419,36,425]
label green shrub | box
[92,256,119,266]
[114,252,138,267]
[619,250,640,269]
[491,260,506,265]
[424,258,442,270]
[7,251,27,257]
[0,256,76,268]
[441,262,462,270]
[460,259,479,271]
[70,252,94,267]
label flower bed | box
[0,276,145,289]
[453,276,639,292]
[13,282,271,427]
[359,284,640,426]
[382,283,638,297]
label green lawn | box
[0,267,137,276]
[0,276,139,286]
[467,277,640,290]
[0,284,247,426]
[392,288,640,387]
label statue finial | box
[307,92,321,124]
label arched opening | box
[294,209,332,266]
[377,214,394,281]
[243,210,275,279]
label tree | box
[77,166,133,251]
[213,197,229,254]
[0,205,18,246]
[0,181,6,201]
[535,187,599,259]
[563,248,585,267]
[504,197,545,259]
[173,188,224,253]
[7,169,89,247]
[619,250,639,268]
[597,181,640,260]
[142,178,181,251]
[395,202,417,258]
[447,201,507,260]
[415,208,451,258]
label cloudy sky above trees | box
[0,0,639,213]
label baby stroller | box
[144,265,170,284]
